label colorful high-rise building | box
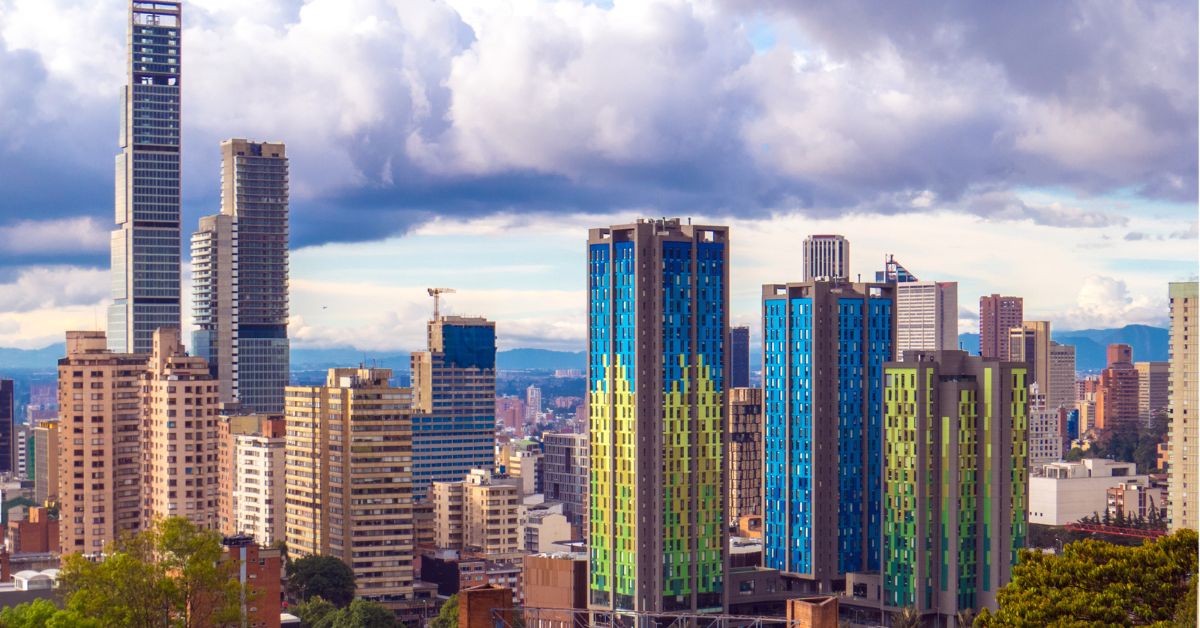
[1095,344,1140,431]
[762,280,895,592]
[587,218,729,613]
[192,139,290,414]
[978,295,1022,359]
[1168,281,1198,531]
[729,326,751,388]
[411,316,497,499]
[896,281,957,360]
[109,0,183,354]
[1135,361,1169,427]
[728,387,763,525]
[882,350,1027,620]
[802,234,850,281]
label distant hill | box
[496,348,586,371]
[0,343,65,371]
[958,324,1168,371]
[290,347,410,371]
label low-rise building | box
[1029,459,1145,525]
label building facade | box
[1028,384,1063,468]
[1135,361,1169,426]
[56,331,146,554]
[284,368,416,607]
[0,380,12,475]
[978,295,1022,360]
[1095,344,1140,431]
[32,422,58,505]
[542,432,588,536]
[109,0,183,354]
[1007,321,1050,397]
[882,351,1027,620]
[762,280,894,592]
[232,418,286,546]
[411,316,497,500]
[728,387,763,526]
[1048,342,1077,411]
[587,219,728,613]
[1168,281,1198,531]
[895,281,957,360]
[1029,459,1143,526]
[464,469,521,554]
[802,235,850,281]
[729,326,751,388]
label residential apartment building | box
[1028,384,1064,468]
[728,387,763,525]
[762,280,895,593]
[32,422,58,505]
[543,432,588,537]
[1135,361,1169,426]
[1008,321,1051,397]
[232,417,286,545]
[588,219,729,613]
[1095,344,1140,431]
[978,295,1022,360]
[1168,281,1198,531]
[464,469,521,554]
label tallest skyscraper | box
[109,1,183,354]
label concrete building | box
[432,480,465,549]
[522,507,572,554]
[728,387,763,526]
[109,0,183,354]
[1135,361,1169,427]
[1029,459,1143,526]
[802,235,849,281]
[729,326,751,388]
[496,396,525,436]
[1168,281,1198,531]
[1095,344,1140,431]
[978,295,1022,360]
[463,469,521,555]
[232,418,286,546]
[411,316,497,499]
[56,331,146,554]
[6,507,59,555]
[882,350,1027,621]
[542,432,587,536]
[525,385,542,425]
[1048,342,1077,410]
[31,423,57,505]
[762,281,894,593]
[284,368,416,608]
[192,140,290,414]
[895,281,957,360]
[1028,384,1064,468]
[12,425,30,481]
[0,380,12,475]
[1008,321,1051,397]
[142,328,220,529]
[508,448,543,496]
[588,219,729,613]
[523,552,588,627]
[1106,479,1167,523]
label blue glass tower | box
[762,281,895,592]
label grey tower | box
[109,1,183,353]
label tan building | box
[56,331,146,555]
[1008,321,1051,397]
[31,422,58,505]
[1168,281,1198,531]
[462,469,520,555]
[284,368,417,607]
[233,418,286,545]
[1048,341,1077,411]
[432,480,465,549]
[523,553,587,627]
[1095,344,1140,432]
[218,412,282,536]
[1135,361,1169,426]
[141,328,220,529]
[728,387,763,525]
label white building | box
[802,234,850,281]
[1029,459,1145,526]
[233,430,286,545]
[1028,384,1063,469]
[895,281,958,360]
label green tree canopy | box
[287,555,357,607]
[977,529,1198,627]
[0,598,103,628]
[294,596,338,626]
[429,594,459,628]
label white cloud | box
[1052,276,1165,330]
[0,266,108,313]
[0,216,108,255]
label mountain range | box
[958,324,1169,372]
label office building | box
[802,234,849,281]
[978,295,1022,359]
[543,432,588,536]
[588,219,729,613]
[526,385,543,425]
[13,424,31,480]
[232,418,286,546]
[142,328,219,529]
[728,387,763,525]
[0,380,11,474]
[882,350,1027,620]
[875,254,918,284]
[411,316,497,499]
[56,331,146,554]
[730,326,751,388]
[895,281,957,360]
[1168,281,1198,531]
[1048,342,1077,410]
[1135,361,1169,426]
[1028,384,1064,468]
[1095,344,1140,431]
[1029,459,1143,526]
[1008,321,1051,396]
[762,280,894,592]
[109,0,183,354]
[284,368,416,607]
[192,140,290,413]
[31,423,58,505]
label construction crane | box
[427,288,456,320]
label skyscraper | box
[526,384,543,425]
[32,421,59,505]
[284,368,417,608]
[802,234,850,281]
[728,387,763,525]
[978,295,1022,359]
[1048,342,1077,411]
[192,139,290,413]
[882,350,1027,620]
[410,316,497,499]
[588,218,728,613]
[1168,281,1197,531]
[762,280,894,592]
[1095,344,1139,431]
[1007,321,1051,396]
[729,325,751,388]
[895,281,957,360]
[1135,361,1169,426]
[109,0,183,354]
[0,379,11,474]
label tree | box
[0,598,103,628]
[326,599,402,628]
[976,529,1198,626]
[157,517,243,627]
[429,594,459,628]
[287,555,357,607]
[294,596,337,626]
[891,606,922,628]
[953,607,976,627]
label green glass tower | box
[587,219,729,614]
[882,350,1028,621]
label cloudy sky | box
[0,0,1196,351]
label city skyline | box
[0,0,1195,352]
